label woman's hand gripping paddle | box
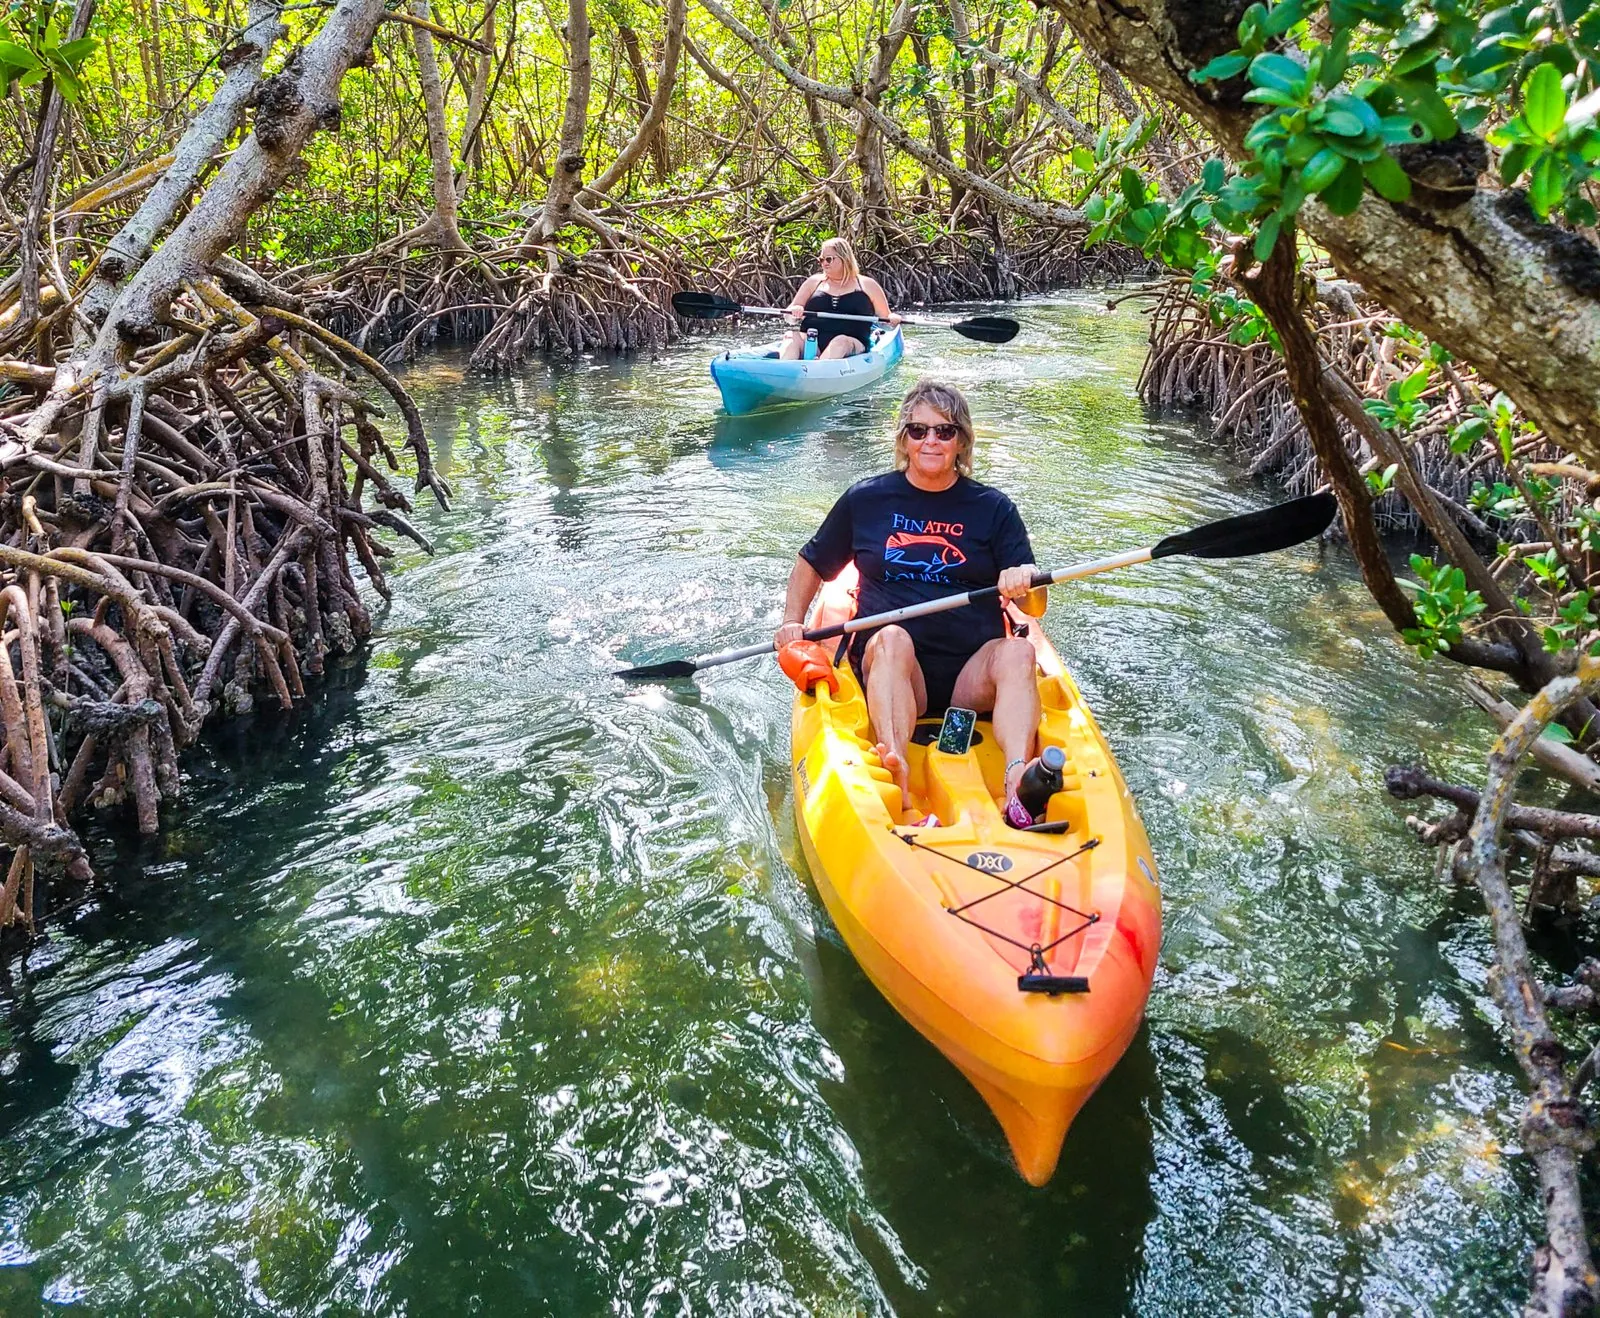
[670,290,1019,345]
[616,493,1338,681]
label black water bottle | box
[1017,745,1067,820]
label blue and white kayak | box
[710,325,904,415]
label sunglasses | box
[903,422,961,443]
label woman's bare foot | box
[1001,757,1031,828]
[874,741,911,810]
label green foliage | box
[1487,46,1600,223]
[1160,0,1600,265]
[1399,553,1486,658]
[1524,546,1568,587]
[1365,461,1399,495]
[0,0,97,103]
[1469,480,1523,517]
[1543,590,1596,652]
[1361,364,1431,432]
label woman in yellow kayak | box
[774,379,1046,825]
[778,237,900,361]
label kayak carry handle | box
[1018,973,1090,995]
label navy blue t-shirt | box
[800,471,1035,664]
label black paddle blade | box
[952,315,1019,344]
[1152,492,1338,561]
[671,290,742,319]
[616,657,699,681]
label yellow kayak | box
[791,570,1161,1185]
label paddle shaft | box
[686,547,1154,673]
[737,303,917,328]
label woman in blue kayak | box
[778,237,900,361]
[774,379,1046,825]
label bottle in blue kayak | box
[804,329,818,360]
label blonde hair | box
[819,236,861,284]
[893,379,975,477]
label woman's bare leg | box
[778,329,805,361]
[949,637,1040,803]
[819,334,866,360]
[860,626,928,809]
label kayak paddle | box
[671,290,1019,345]
[616,493,1338,681]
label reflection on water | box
[0,294,1547,1314]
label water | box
[0,295,1550,1314]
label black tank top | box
[802,285,876,352]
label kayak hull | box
[790,570,1161,1184]
[710,326,904,415]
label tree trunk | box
[701,0,1083,228]
[850,0,914,232]
[755,0,853,211]
[19,0,97,328]
[536,0,592,244]
[911,32,962,211]
[408,0,467,248]
[79,0,286,345]
[585,0,685,201]
[27,0,394,443]
[615,24,672,184]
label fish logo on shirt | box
[884,531,967,581]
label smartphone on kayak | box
[936,706,977,756]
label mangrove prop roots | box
[1135,274,1574,541]
[1386,663,1600,1317]
[0,287,445,936]
[299,218,1156,370]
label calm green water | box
[0,296,1548,1314]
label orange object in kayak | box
[777,639,840,695]
[790,567,1161,1185]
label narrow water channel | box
[0,295,1540,1314]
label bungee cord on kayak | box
[895,831,1103,995]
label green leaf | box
[0,41,40,71]
[1397,365,1430,402]
[1254,211,1283,262]
[1524,62,1567,140]
[1319,29,1350,89]
[1393,80,1457,140]
[1320,108,1368,136]
[1379,114,1425,145]
[55,36,97,66]
[1320,156,1367,213]
[1202,156,1226,192]
[1363,152,1412,201]
[1566,194,1598,228]
[1249,52,1310,96]
[1119,166,1146,209]
[1498,141,1534,185]
[1262,0,1308,36]
[1286,132,1323,166]
[1529,150,1565,216]
[1450,417,1488,453]
[1325,94,1382,137]
[1071,145,1095,172]
[1301,146,1347,193]
[1391,42,1440,78]
[1191,52,1249,83]
[1084,193,1107,223]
